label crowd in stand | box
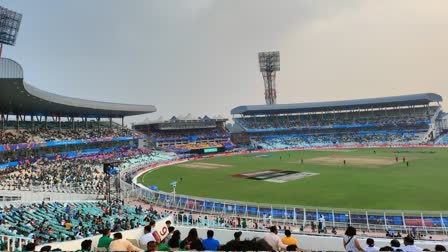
[253,130,426,149]
[0,127,138,145]
[17,223,447,251]
[0,148,153,193]
[149,128,229,142]
[236,107,437,131]
[0,200,168,247]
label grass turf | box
[137,148,448,211]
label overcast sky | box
[2,0,448,125]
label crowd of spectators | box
[0,148,153,193]
[0,200,167,246]
[149,127,229,142]
[253,129,427,149]
[0,127,139,145]
[236,107,438,131]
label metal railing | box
[119,153,448,238]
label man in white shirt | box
[140,224,155,247]
[365,238,379,252]
[263,226,287,251]
[401,236,423,252]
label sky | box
[2,0,448,125]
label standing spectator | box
[365,238,379,252]
[202,230,220,251]
[263,226,287,251]
[402,236,423,252]
[343,226,364,252]
[319,215,326,233]
[281,229,298,247]
[109,233,141,252]
[97,229,113,250]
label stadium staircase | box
[422,106,442,143]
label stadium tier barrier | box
[0,234,34,251]
[123,144,448,237]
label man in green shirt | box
[97,229,113,249]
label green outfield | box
[137,148,448,211]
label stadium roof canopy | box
[0,58,156,118]
[231,93,443,116]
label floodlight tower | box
[0,5,22,57]
[258,51,280,105]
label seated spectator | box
[402,236,422,252]
[263,226,287,251]
[108,232,141,252]
[202,230,220,251]
[98,229,113,249]
[435,245,447,251]
[146,241,158,252]
[220,238,273,251]
[79,239,92,252]
[163,226,175,245]
[390,239,401,251]
[180,228,204,251]
[281,229,298,247]
[140,225,155,246]
[379,246,394,251]
[365,238,379,252]
[168,230,182,250]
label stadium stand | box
[133,115,235,154]
[231,93,444,149]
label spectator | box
[98,229,113,249]
[146,241,158,252]
[263,226,288,251]
[39,246,52,252]
[80,239,92,252]
[365,238,379,252]
[379,246,394,251]
[163,226,175,245]
[180,228,204,251]
[220,238,273,251]
[168,230,181,250]
[343,226,364,252]
[234,231,242,241]
[25,243,36,252]
[402,236,422,252]
[281,229,299,247]
[109,232,141,252]
[202,230,220,251]
[140,225,155,246]
[391,239,401,251]
[435,245,447,251]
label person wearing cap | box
[263,226,288,251]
